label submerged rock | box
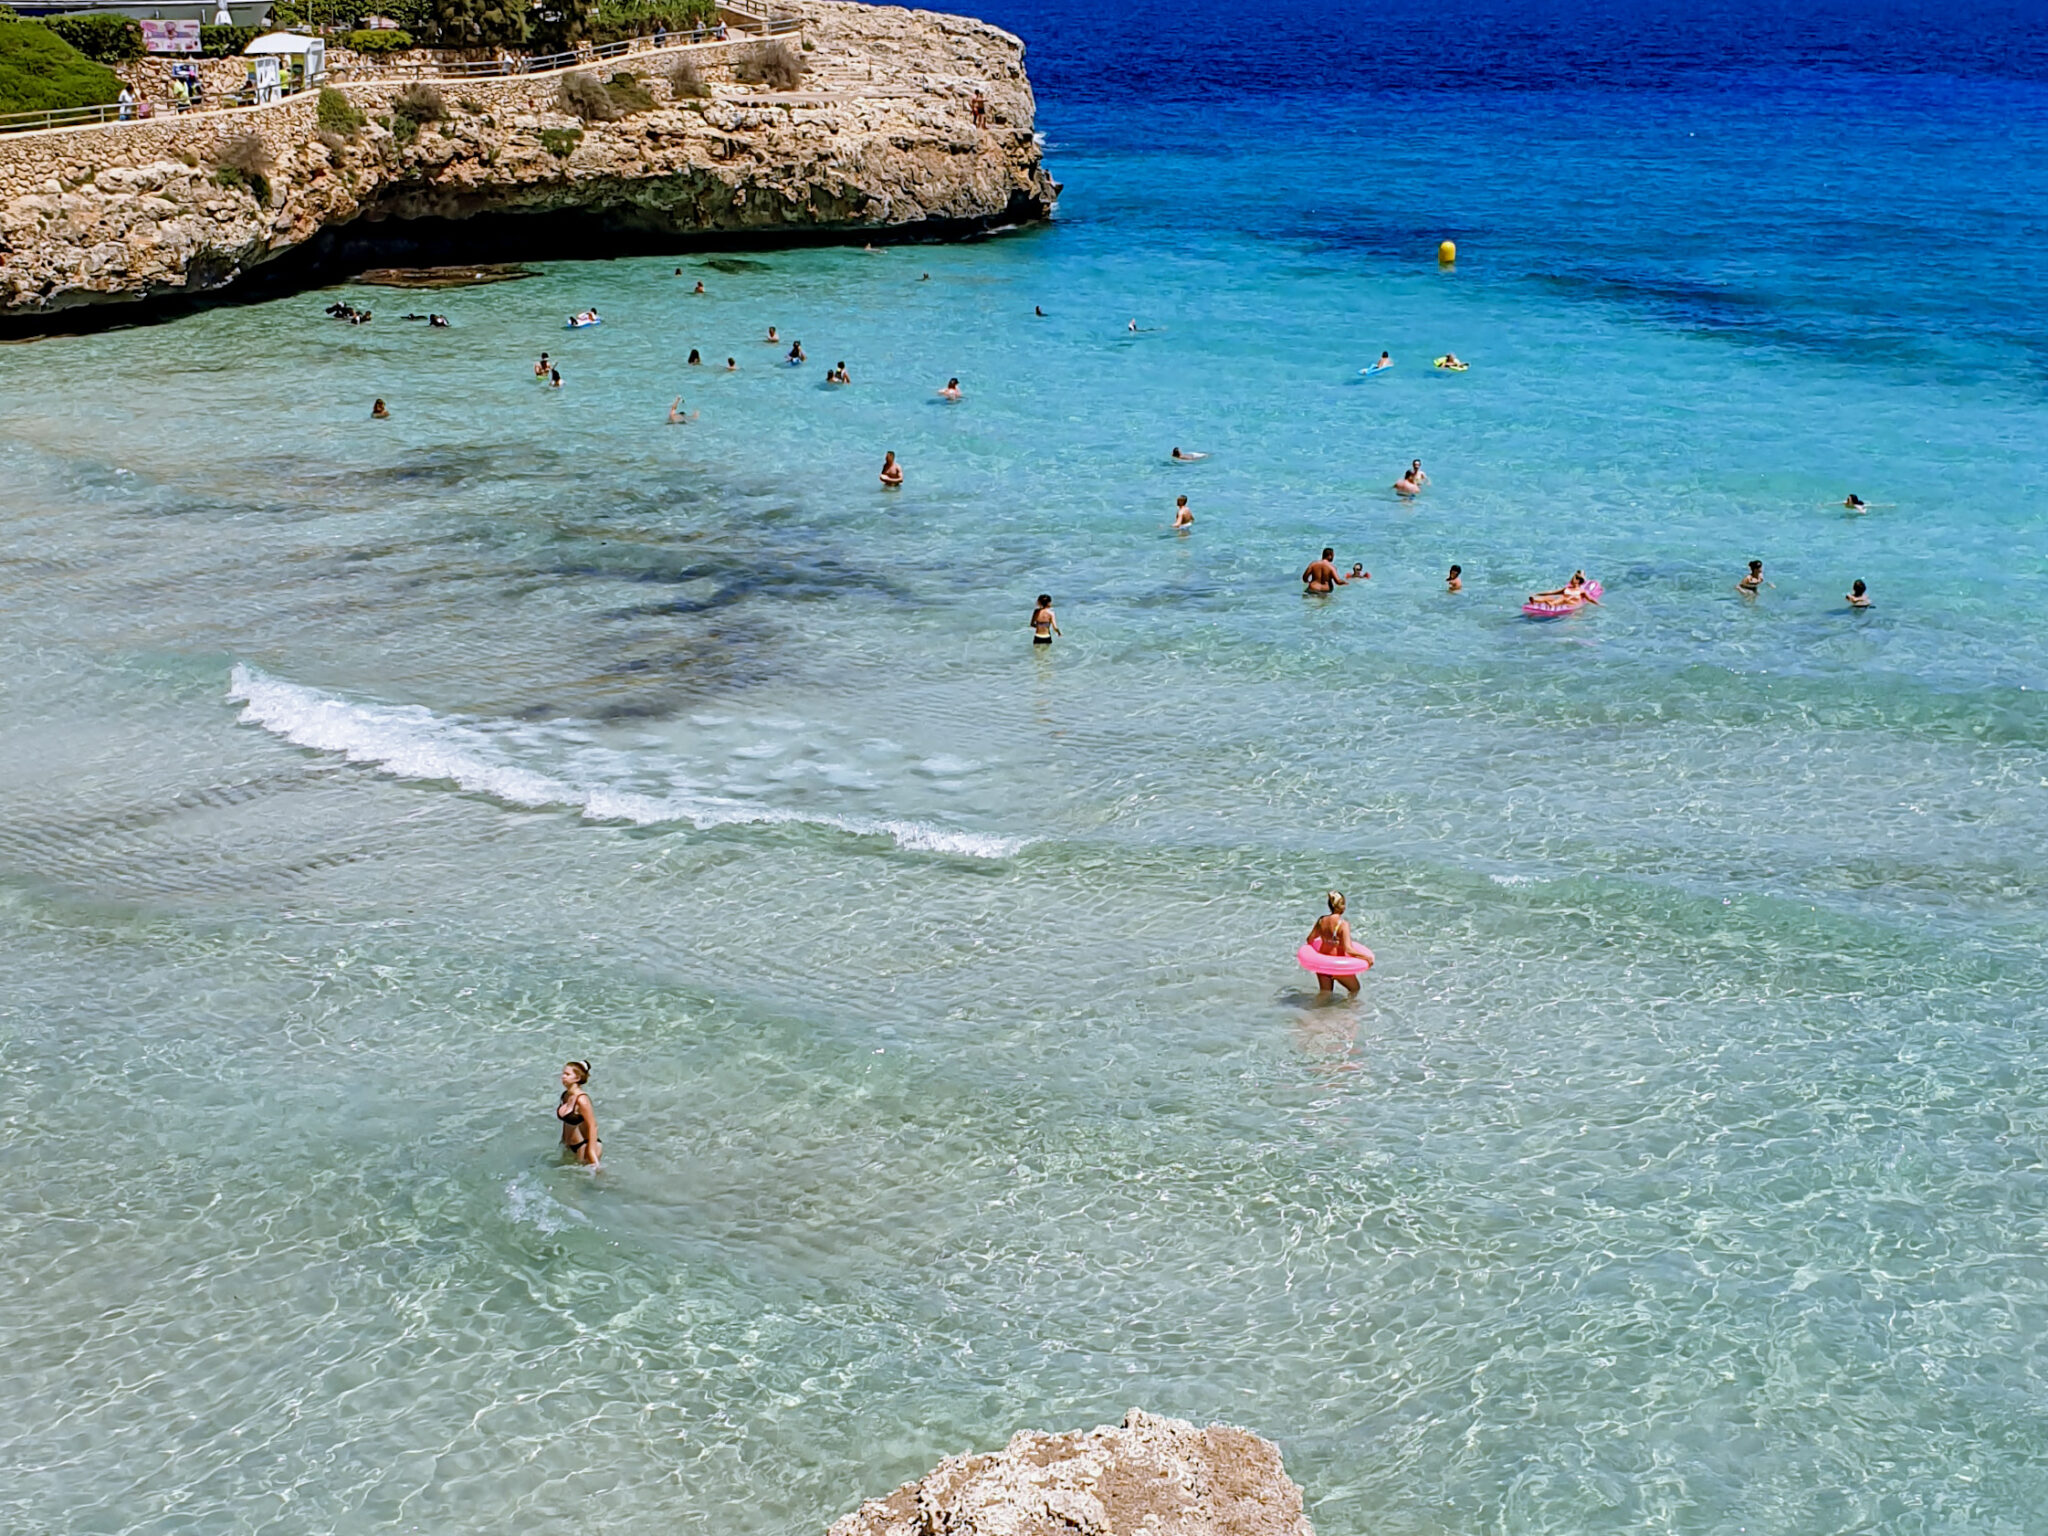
[828,1409,1315,1536]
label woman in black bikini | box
[557,1061,600,1166]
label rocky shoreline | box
[829,1411,1316,1536]
[0,1,1058,333]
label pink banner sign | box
[141,19,201,53]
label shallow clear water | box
[7,1,2048,1531]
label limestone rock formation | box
[0,1,1057,324]
[828,1410,1316,1536]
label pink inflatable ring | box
[1523,580,1602,617]
[1298,939,1374,976]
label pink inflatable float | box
[1523,580,1602,617]
[1297,939,1374,976]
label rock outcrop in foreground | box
[829,1411,1316,1536]
[0,0,1057,325]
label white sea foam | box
[227,665,1027,859]
[504,1173,589,1234]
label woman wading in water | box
[557,1061,600,1166]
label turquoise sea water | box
[9,1,2048,1530]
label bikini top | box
[557,1094,586,1127]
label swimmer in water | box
[788,340,806,364]
[667,396,697,423]
[1409,459,1428,486]
[371,398,388,419]
[939,377,962,400]
[1173,495,1194,528]
[827,361,850,384]
[534,352,551,377]
[1305,891,1372,997]
[1302,548,1348,595]
[1446,563,1463,592]
[1392,466,1422,497]
[1171,447,1208,462]
[1128,318,1138,332]
[765,326,780,344]
[725,357,737,371]
[1034,305,1045,317]
[1847,578,1871,608]
[1845,493,1867,512]
[693,280,705,295]
[1375,350,1392,370]
[1738,558,1766,596]
[1030,593,1060,644]
[1348,562,1370,580]
[550,368,562,389]
[879,451,904,487]
[688,348,701,366]
[557,1060,600,1166]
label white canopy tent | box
[241,31,325,99]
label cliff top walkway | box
[0,3,804,138]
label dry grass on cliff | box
[559,70,657,122]
[212,133,275,206]
[733,41,808,92]
[668,58,710,101]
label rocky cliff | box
[828,1411,1317,1536]
[0,1,1057,327]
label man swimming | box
[1030,594,1061,644]
[764,326,780,344]
[1174,495,1194,528]
[1348,562,1370,580]
[534,352,551,377]
[1302,548,1348,595]
[879,451,904,487]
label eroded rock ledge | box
[0,1,1057,328]
[828,1410,1316,1536]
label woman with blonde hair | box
[556,1061,601,1165]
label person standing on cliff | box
[970,90,988,128]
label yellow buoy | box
[1438,240,1457,266]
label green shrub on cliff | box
[538,126,582,158]
[317,85,366,135]
[588,0,717,45]
[0,14,122,115]
[41,13,143,63]
[344,28,415,53]
[200,24,260,56]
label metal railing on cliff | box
[0,8,799,136]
